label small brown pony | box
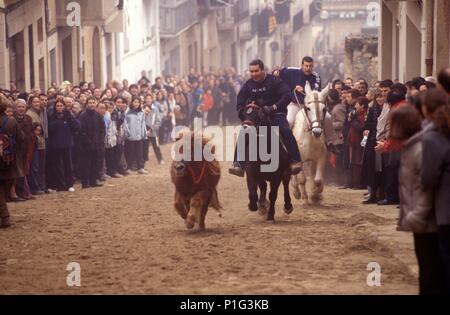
[171,132,222,231]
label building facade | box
[0,0,125,91]
[116,0,161,83]
[379,0,450,81]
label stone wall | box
[344,35,378,85]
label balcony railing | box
[160,0,199,38]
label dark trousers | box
[143,139,150,163]
[97,147,105,179]
[105,146,121,176]
[0,179,15,219]
[115,143,128,174]
[368,171,382,199]
[438,225,450,294]
[15,177,31,198]
[40,148,47,191]
[385,164,400,203]
[28,150,41,193]
[148,137,163,163]
[48,148,74,190]
[414,233,447,295]
[81,148,100,186]
[72,146,82,181]
[272,114,301,162]
[124,140,144,170]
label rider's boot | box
[229,162,245,178]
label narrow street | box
[0,144,418,294]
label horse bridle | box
[293,89,325,132]
[239,103,268,127]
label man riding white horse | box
[229,59,303,177]
[273,56,337,154]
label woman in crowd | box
[362,90,385,204]
[123,96,147,174]
[104,101,120,178]
[158,91,174,145]
[201,88,215,127]
[143,104,164,165]
[14,99,35,201]
[47,100,79,192]
[29,123,45,195]
[173,87,188,127]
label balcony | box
[233,0,249,24]
[160,0,199,38]
[237,13,257,42]
[54,0,124,28]
[217,5,234,31]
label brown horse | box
[171,133,222,231]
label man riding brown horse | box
[229,59,303,177]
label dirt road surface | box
[0,143,418,295]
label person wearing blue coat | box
[123,96,148,174]
[47,100,79,191]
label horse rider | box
[228,59,303,177]
[273,56,337,153]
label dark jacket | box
[78,109,106,151]
[14,113,34,177]
[0,115,25,180]
[237,74,291,116]
[421,124,450,226]
[347,110,366,165]
[361,103,383,186]
[398,129,437,233]
[48,111,80,150]
[279,67,321,104]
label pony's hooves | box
[186,222,195,230]
[258,203,268,216]
[293,190,301,200]
[249,204,258,212]
[266,219,275,224]
[185,217,196,230]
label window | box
[38,18,44,42]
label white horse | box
[291,82,330,204]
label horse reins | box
[293,89,325,132]
[188,161,207,185]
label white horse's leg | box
[298,170,309,205]
[312,156,326,203]
[291,175,301,200]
